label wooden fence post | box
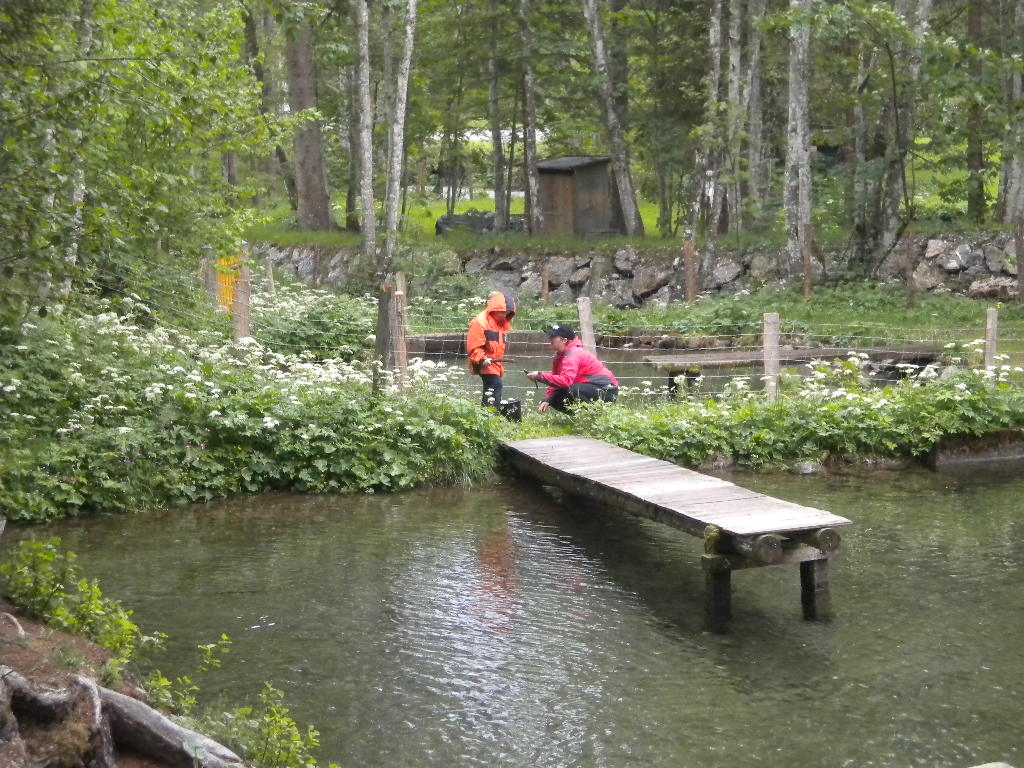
[232,263,251,341]
[1016,218,1023,305]
[984,307,999,368]
[393,272,410,383]
[201,248,219,310]
[576,296,597,356]
[763,312,780,400]
[684,237,699,304]
[541,267,550,303]
[265,252,277,297]
[375,273,410,387]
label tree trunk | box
[247,8,298,211]
[62,0,96,281]
[703,0,724,256]
[284,17,334,230]
[519,0,543,234]
[581,0,644,236]
[1002,0,1024,225]
[355,0,376,264]
[506,87,520,223]
[876,0,933,260]
[608,0,630,129]
[744,0,765,208]
[488,0,507,234]
[784,0,814,297]
[345,69,361,232]
[382,0,418,274]
[966,0,986,223]
[726,0,743,234]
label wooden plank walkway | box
[503,435,853,632]
[645,344,940,373]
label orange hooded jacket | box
[467,292,517,376]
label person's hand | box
[538,401,551,414]
[481,357,493,368]
[526,371,541,382]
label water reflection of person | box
[475,522,518,632]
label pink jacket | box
[540,338,619,400]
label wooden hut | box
[537,156,626,238]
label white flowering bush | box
[571,355,1024,469]
[0,297,502,523]
[250,283,377,360]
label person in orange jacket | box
[467,292,517,407]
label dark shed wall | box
[574,162,615,237]
[539,172,575,236]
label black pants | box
[480,374,503,407]
[548,381,619,412]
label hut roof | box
[536,156,611,172]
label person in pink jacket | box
[526,325,620,414]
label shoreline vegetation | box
[3,267,1024,526]
[0,537,326,766]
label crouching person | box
[527,325,619,414]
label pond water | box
[10,468,1023,767]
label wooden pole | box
[763,312,780,401]
[984,307,999,368]
[541,267,550,302]
[201,251,219,310]
[684,237,699,304]
[265,252,277,297]
[393,272,410,384]
[800,559,832,620]
[232,263,251,341]
[1016,219,1023,305]
[576,296,597,356]
[703,555,732,633]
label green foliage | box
[0,0,280,326]
[0,537,155,661]
[0,291,502,523]
[252,283,376,360]
[146,638,331,768]
[571,361,1024,469]
[195,685,328,768]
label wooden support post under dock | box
[800,559,832,621]
[502,436,852,633]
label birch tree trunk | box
[354,0,376,264]
[581,0,644,236]
[285,17,334,230]
[255,9,300,211]
[966,0,986,222]
[876,0,933,260]
[382,0,418,274]
[488,0,507,234]
[519,0,543,235]
[744,0,766,206]
[703,0,724,252]
[784,0,814,297]
[1003,0,1024,225]
[725,0,743,234]
[344,68,361,232]
[62,0,96,282]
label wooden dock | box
[503,435,852,632]
[646,344,939,373]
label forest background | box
[3,0,1024,320]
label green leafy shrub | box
[1,299,502,523]
[572,361,1024,469]
[0,537,154,661]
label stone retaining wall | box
[254,232,1019,308]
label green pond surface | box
[12,468,1024,767]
